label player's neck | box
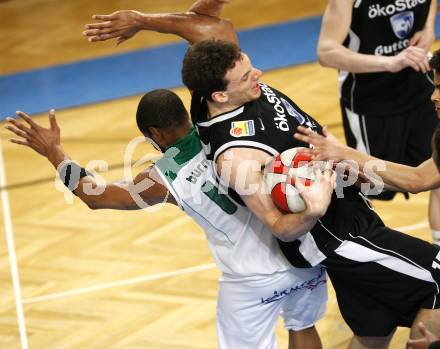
[206,99,242,119]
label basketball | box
[264,147,315,213]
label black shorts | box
[340,100,438,200]
[322,224,440,337]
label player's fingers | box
[84,21,113,30]
[4,125,28,139]
[88,33,120,42]
[296,126,313,135]
[417,322,428,337]
[83,27,117,36]
[9,138,30,147]
[116,36,128,46]
[420,59,430,73]
[6,117,32,133]
[407,49,427,64]
[404,57,420,71]
[293,132,310,143]
[92,14,117,21]
[15,111,38,129]
[48,109,59,130]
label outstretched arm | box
[83,0,237,45]
[317,0,430,73]
[5,111,176,210]
[294,126,440,193]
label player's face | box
[224,53,262,105]
[431,70,440,119]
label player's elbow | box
[317,47,332,68]
[317,41,340,68]
[405,176,425,194]
[84,199,102,210]
[210,18,237,43]
[271,222,300,242]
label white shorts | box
[216,266,327,349]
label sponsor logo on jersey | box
[185,159,210,183]
[280,97,305,125]
[230,120,255,137]
[259,82,290,132]
[257,117,265,131]
[390,11,414,39]
[368,0,426,19]
[374,39,409,55]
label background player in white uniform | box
[5,91,327,349]
[317,0,440,245]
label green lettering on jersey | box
[201,180,237,215]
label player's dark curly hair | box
[182,39,242,100]
[429,49,440,72]
[434,124,440,171]
[136,89,188,136]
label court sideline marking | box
[0,137,29,349]
[19,221,429,305]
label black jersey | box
[341,0,433,116]
[191,82,382,267]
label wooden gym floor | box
[0,1,437,348]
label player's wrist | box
[139,12,158,30]
[47,144,68,168]
[381,56,394,72]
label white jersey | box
[154,128,292,276]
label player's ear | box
[147,126,162,141]
[211,91,228,103]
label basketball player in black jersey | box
[182,39,440,349]
[317,0,440,248]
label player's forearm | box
[272,211,321,242]
[425,0,437,31]
[74,180,140,210]
[46,147,139,210]
[343,147,439,193]
[138,12,237,44]
[318,42,391,73]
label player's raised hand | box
[407,322,439,349]
[387,46,430,73]
[296,167,336,218]
[5,110,61,158]
[83,10,144,45]
[294,126,348,162]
